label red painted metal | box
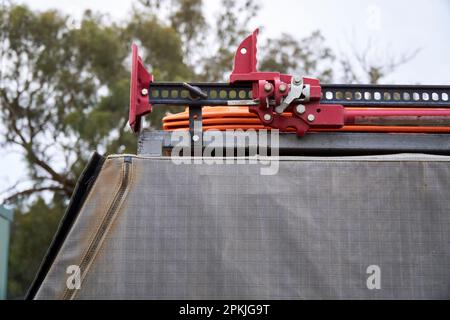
[230,29,345,135]
[344,108,450,119]
[163,107,450,133]
[344,108,450,126]
[230,29,290,107]
[129,44,153,132]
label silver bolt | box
[296,104,306,114]
[293,76,302,84]
[192,135,200,142]
[141,88,148,96]
[264,83,273,92]
[263,113,272,121]
[279,83,287,93]
[307,114,315,122]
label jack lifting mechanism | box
[129,29,450,147]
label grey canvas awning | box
[29,152,450,299]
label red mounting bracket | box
[230,28,291,107]
[230,28,344,135]
[129,44,153,132]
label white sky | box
[1,0,450,201]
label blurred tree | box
[137,0,261,80]
[7,197,65,299]
[1,6,127,202]
[169,0,206,57]
[0,5,189,203]
[338,38,420,84]
[197,0,260,81]
[259,31,335,83]
[0,4,190,298]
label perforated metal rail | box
[148,82,450,108]
[149,82,254,106]
[321,84,450,107]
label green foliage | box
[0,3,193,298]
[198,0,260,81]
[259,31,335,83]
[169,0,206,55]
[7,197,66,299]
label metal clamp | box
[275,76,310,114]
[189,106,203,156]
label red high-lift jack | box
[129,29,450,146]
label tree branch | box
[3,186,66,203]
